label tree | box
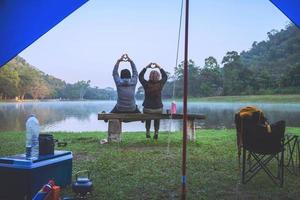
[0,65,19,99]
[222,51,253,95]
[84,86,117,100]
[199,57,222,96]
[60,80,91,100]
[174,59,201,97]
[17,66,50,99]
[281,63,300,87]
[204,56,219,70]
[78,80,91,100]
[43,74,66,98]
[17,66,35,99]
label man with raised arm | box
[111,54,141,113]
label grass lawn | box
[0,128,299,199]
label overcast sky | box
[20,0,290,88]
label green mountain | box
[240,24,300,89]
[0,56,116,100]
[162,24,300,97]
[0,56,66,99]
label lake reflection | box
[0,101,299,132]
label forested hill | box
[0,56,116,100]
[240,24,300,87]
[157,24,300,98]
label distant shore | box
[1,94,300,104]
[168,94,300,103]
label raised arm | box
[127,56,138,85]
[139,67,148,87]
[155,63,167,84]
[113,58,122,85]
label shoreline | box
[1,94,300,103]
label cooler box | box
[0,150,72,200]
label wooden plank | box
[98,113,205,121]
[187,119,196,141]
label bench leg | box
[187,120,196,141]
[108,119,122,142]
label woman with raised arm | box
[139,63,168,140]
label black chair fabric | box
[235,112,285,155]
[235,111,286,186]
[243,120,285,154]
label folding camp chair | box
[235,112,285,187]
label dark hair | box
[120,69,131,79]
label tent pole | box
[181,0,189,199]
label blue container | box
[0,150,72,200]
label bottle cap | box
[29,114,36,118]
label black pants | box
[143,108,163,132]
[110,105,141,113]
[146,119,160,132]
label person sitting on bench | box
[139,63,168,140]
[111,54,141,113]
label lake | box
[0,100,299,132]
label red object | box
[47,185,60,200]
[33,180,55,200]
[171,101,177,114]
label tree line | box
[0,56,116,100]
[155,23,300,99]
[0,24,299,100]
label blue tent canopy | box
[0,0,299,68]
[270,0,300,28]
[0,0,88,67]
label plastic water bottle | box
[25,114,40,159]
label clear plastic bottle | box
[25,114,40,160]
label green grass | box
[0,129,299,199]
[181,94,300,103]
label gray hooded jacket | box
[113,60,138,111]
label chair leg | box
[247,152,253,172]
[281,150,284,187]
[276,154,280,178]
[242,147,246,184]
[288,138,297,168]
[297,139,300,170]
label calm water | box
[0,100,299,132]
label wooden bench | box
[98,113,205,142]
